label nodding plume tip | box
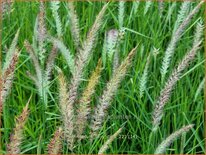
[25,95,32,110]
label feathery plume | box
[48,127,63,155]
[26,71,38,87]
[1,0,13,17]
[154,124,194,154]
[3,29,20,72]
[193,19,204,47]
[24,40,42,82]
[165,2,176,25]
[90,46,137,138]
[102,32,108,67]
[34,15,39,43]
[76,3,108,71]
[98,128,122,154]
[152,40,202,131]
[37,1,47,65]
[153,18,204,130]
[45,45,58,81]
[25,5,59,104]
[158,0,164,17]
[58,69,74,150]
[172,1,191,35]
[24,40,50,104]
[58,69,68,122]
[49,37,75,74]
[112,49,119,74]
[64,4,108,125]
[37,2,46,43]
[144,0,152,15]
[118,1,125,29]
[139,53,150,98]
[112,30,125,74]
[194,78,204,101]
[76,59,102,140]
[50,1,62,38]
[2,49,20,103]
[7,96,31,154]
[0,30,20,116]
[161,1,204,82]
[102,29,120,68]
[107,29,119,62]
[24,40,43,96]
[68,2,81,49]
[58,5,108,146]
[151,47,160,59]
[133,1,140,15]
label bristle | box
[154,124,194,154]
[90,47,137,139]
[161,1,204,82]
[98,128,122,154]
[68,2,81,49]
[152,40,202,131]
[48,127,63,155]
[76,59,102,140]
[7,96,31,154]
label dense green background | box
[1,1,205,154]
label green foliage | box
[1,1,204,154]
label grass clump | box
[1,1,204,154]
